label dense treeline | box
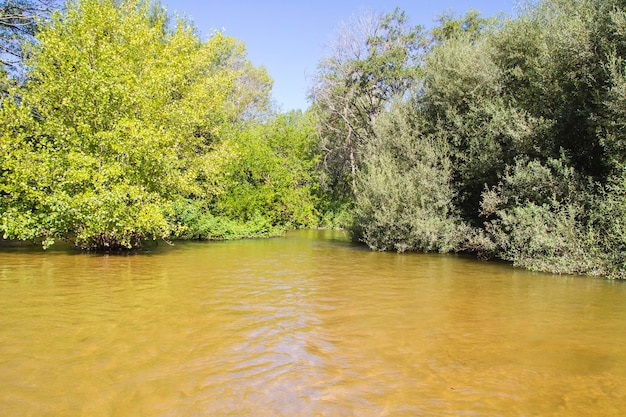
[0,0,319,249]
[1,0,625,278]
[312,0,626,278]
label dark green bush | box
[168,199,281,241]
[352,102,469,253]
[481,158,604,275]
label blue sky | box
[162,1,518,111]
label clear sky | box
[161,1,518,112]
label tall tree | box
[310,8,424,198]
[0,0,271,249]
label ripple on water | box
[1,231,626,416]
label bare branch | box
[310,7,424,197]
[0,0,60,75]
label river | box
[0,229,625,416]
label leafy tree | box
[422,22,547,223]
[309,0,626,277]
[311,8,424,197]
[466,0,626,276]
[490,0,624,179]
[211,110,319,228]
[430,8,498,46]
[0,0,270,249]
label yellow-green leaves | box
[1,0,274,249]
[211,112,319,228]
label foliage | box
[311,0,626,278]
[471,0,626,277]
[168,198,281,241]
[210,111,320,228]
[0,0,275,249]
[0,0,59,76]
[430,8,499,46]
[310,8,424,197]
[480,157,602,275]
[352,100,469,252]
[489,0,625,179]
[422,23,552,223]
[590,172,626,279]
[3,0,626,279]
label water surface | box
[1,230,625,416]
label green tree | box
[311,8,424,198]
[0,0,269,249]
[466,0,626,277]
[422,24,547,223]
[211,110,319,228]
[353,100,469,252]
[490,0,624,179]
[430,8,498,46]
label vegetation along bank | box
[1,0,625,278]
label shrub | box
[352,102,469,252]
[481,157,604,275]
[168,199,281,241]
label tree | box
[0,0,271,249]
[352,100,468,252]
[490,0,624,179]
[421,20,546,223]
[430,8,498,46]
[310,8,424,198]
[210,111,319,228]
[465,0,626,276]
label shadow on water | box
[0,228,358,256]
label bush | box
[351,102,469,252]
[168,199,281,241]
[481,157,604,275]
[210,112,320,229]
[590,172,626,279]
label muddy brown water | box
[1,229,625,416]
